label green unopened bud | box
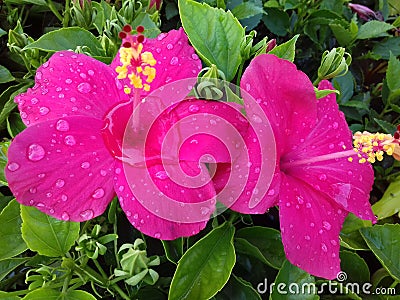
[240,30,256,61]
[71,0,95,29]
[317,47,351,83]
[196,65,225,100]
[119,0,137,24]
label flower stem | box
[46,0,63,22]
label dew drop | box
[332,122,339,129]
[27,143,45,161]
[157,33,167,40]
[323,221,332,230]
[79,73,87,79]
[31,97,39,104]
[81,161,90,169]
[245,83,251,91]
[36,71,43,80]
[200,206,210,215]
[39,106,50,115]
[7,162,20,172]
[188,104,199,113]
[61,212,70,220]
[56,179,65,188]
[267,189,275,196]
[80,209,94,219]
[155,170,168,180]
[36,202,45,207]
[304,235,311,240]
[251,114,262,124]
[77,82,92,94]
[321,243,328,252]
[318,174,327,181]
[170,56,179,65]
[191,53,199,60]
[61,194,68,201]
[65,78,73,84]
[154,232,161,239]
[100,170,107,176]
[56,119,70,131]
[29,187,37,194]
[305,202,312,208]
[166,43,173,50]
[64,135,76,146]
[92,188,105,199]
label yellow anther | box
[143,66,156,83]
[143,84,150,92]
[116,65,128,79]
[141,52,157,66]
[359,158,366,164]
[129,73,143,89]
[124,86,131,94]
[348,157,353,162]
[137,66,143,73]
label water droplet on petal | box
[166,43,173,50]
[62,212,70,220]
[191,53,199,60]
[61,194,68,201]
[267,189,275,196]
[92,188,105,199]
[189,104,199,113]
[200,206,210,215]
[304,235,311,240]
[80,209,94,219]
[157,33,167,40]
[7,162,20,172]
[64,135,76,146]
[65,78,72,84]
[245,83,251,91]
[323,221,332,230]
[56,179,65,188]
[31,97,39,104]
[321,243,328,252]
[81,161,90,169]
[170,56,179,65]
[27,143,45,161]
[154,232,161,239]
[155,170,168,180]
[332,122,339,129]
[251,114,262,124]
[100,170,107,176]
[318,174,327,181]
[77,82,92,94]
[306,202,312,208]
[36,71,43,80]
[56,119,70,131]
[29,187,37,194]
[36,202,45,207]
[39,106,50,115]
[79,73,87,79]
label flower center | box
[115,25,157,94]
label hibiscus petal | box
[240,54,318,155]
[15,51,126,126]
[114,160,215,240]
[111,28,202,97]
[5,116,115,222]
[282,80,375,222]
[279,174,347,280]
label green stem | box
[63,0,71,27]
[46,0,63,22]
[92,259,108,280]
[112,283,131,300]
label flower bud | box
[317,47,351,83]
[71,0,95,29]
[348,3,383,21]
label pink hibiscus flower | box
[215,54,376,279]
[5,27,247,240]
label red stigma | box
[137,35,145,43]
[122,41,132,48]
[136,25,145,33]
[118,31,127,39]
[123,24,132,33]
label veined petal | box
[240,54,318,156]
[114,160,215,240]
[15,51,126,126]
[111,28,202,97]
[5,116,115,222]
[279,174,346,280]
[282,81,375,222]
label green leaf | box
[372,37,400,60]
[216,274,261,300]
[360,224,400,281]
[0,291,21,300]
[0,82,29,129]
[235,226,285,269]
[0,66,15,84]
[4,0,47,5]
[374,118,397,134]
[269,35,299,62]
[162,238,183,264]
[231,1,264,20]
[0,141,11,186]
[386,54,400,92]
[270,259,319,299]
[21,206,80,257]
[0,258,28,282]
[24,27,105,56]
[330,23,356,46]
[340,250,370,284]
[169,222,236,300]
[0,200,28,260]
[340,213,371,251]
[0,28,6,37]
[7,112,26,138]
[372,178,400,220]
[132,13,161,39]
[341,100,369,110]
[262,8,290,37]
[179,0,244,80]
[356,21,395,40]
[23,288,96,300]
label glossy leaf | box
[269,35,299,62]
[372,177,400,220]
[0,141,10,186]
[0,66,15,84]
[23,288,97,300]
[340,250,370,284]
[340,213,371,251]
[216,274,261,300]
[24,27,105,56]
[162,238,183,264]
[169,222,236,300]
[179,0,244,80]
[356,21,394,40]
[270,259,319,300]
[386,54,400,92]
[235,226,285,269]
[372,37,400,60]
[231,0,264,20]
[0,257,28,281]
[21,205,80,257]
[262,8,290,36]
[360,224,400,281]
[0,200,28,260]
[0,291,20,300]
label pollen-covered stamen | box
[351,131,399,163]
[115,25,157,95]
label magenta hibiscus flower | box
[216,54,376,279]
[4,27,242,240]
